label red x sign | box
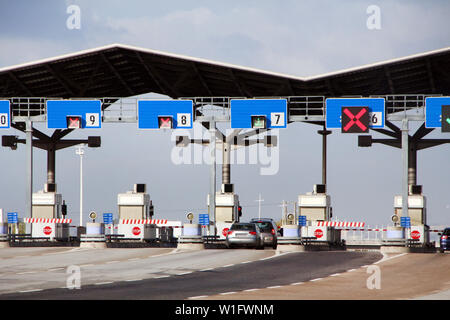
[66,116,81,129]
[341,107,369,133]
[158,116,173,129]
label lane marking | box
[200,268,214,272]
[240,261,252,264]
[189,295,209,300]
[222,264,234,268]
[79,264,94,268]
[330,273,341,277]
[220,291,236,295]
[347,269,357,273]
[267,285,281,289]
[243,288,260,292]
[94,282,113,286]
[177,271,192,276]
[125,279,143,282]
[19,289,43,293]
[153,275,170,279]
[374,253,408,265]
[47,267,65,272]
[16,271,37,275]
[290,282,304,286]
[105,260,119,264]
[310,278,323,282]
[127,258,141,261]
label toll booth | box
[214,184,241,240]
[116,184,157,241]
[392,185,429,244]
[29,184,70,240]
[297,184,340,243]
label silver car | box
[250,218,278,249]
[225,223,263,249]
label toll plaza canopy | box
[0,43,449,112]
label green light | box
[251,115,266,129]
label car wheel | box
[272,242,277,250]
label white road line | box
[19,289,43,293]
[105,260,119,264]
[347,269,357,273]
[267,285,282,289]
[79,264,94,268]
[177,272,192,276]
[125,279,143,282]
[47,267,65,272]
[310,278,323,282]
[94,282,113,286]
[16,271,37,275]
[153,275,170,279]
[243,288,260,292]
[240,261,252,264]
[127,258,141,261]
[189,295,209,300]
[330,273,341,277]
[290,282,304,286]
[374,253,408,265]
[200,268,214,272]
[220,291,237,295]
[222,264,234,268]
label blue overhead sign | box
[326,98,385,129]
[425,97,450,128]
[0,100,11,129]
[138,100,193,129]
[47,100,102,129]
[230,99,287,129]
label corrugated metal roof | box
[1,43,449,103]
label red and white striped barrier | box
[118,219,182,228]
[315,221,365,228]
[24,218,72,223]
[341,228,387,231]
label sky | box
[0,0,449,227]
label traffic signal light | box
[61,200,67,217]
[442,105,450,132]
[341,107,369,133]
[66,116,82,129]
[251,115,266,129]
[238,206,242,217]
[158,116,173,129]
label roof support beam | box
[135,52,178,98]
[191,62,213,96]
[425,58,436,93]
[8,71,34,96]
[384,66,395,94]
[45,64,76,96]
[228,68,251,97]
[100,53,134,96]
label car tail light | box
[227,230,233,235]
[271,228,275,235]
[442,235,448,240]
[249,231,257,235]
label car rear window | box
[231,224,256,231]
[252,221,272,231]
[444,229,450,235]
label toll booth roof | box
[1,43,449,104]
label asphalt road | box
[1,250,382,300]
